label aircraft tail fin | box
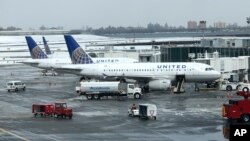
[64,35,94,64]
[25,36,48,59]
[42,37,52,55]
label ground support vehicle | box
[32,104,54,117]
[77,81,142,100]
[128,109,139,117]
[32,102,73,119]
[222,91,250,122]
[54,102,73,119]
[138,104,157,120]
[6,81,26,92]
[194,82,218,91]
[42,70,58,76]
[218,80,250,91]
[128,104,139,117]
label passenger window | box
[129,85,134,89]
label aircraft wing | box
[53,65,83,75]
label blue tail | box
[64,35,93,64]
[25,36,48,59]
[42,37,52,55]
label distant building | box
[199,21,207,29]
[214,21,226,28]
[187,21,197,29]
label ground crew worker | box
[226,92,232,99]
[131,103,137,111]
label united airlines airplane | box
[22,36,138,69]
[54,35,221,91]
[42,36,52,55]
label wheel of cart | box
[243,87,249,92]
[241,114,250,122]
[54,114,59,118]
[150,110,156,120]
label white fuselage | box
[58,62,221,82]
[22,57,138,69]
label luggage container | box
[32,104,54,117]
[139,104,157,120]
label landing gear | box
[141,86,149,94]
[79,77,86,81]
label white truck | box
[6,81,26,92]
[77,81,142,100]
[219,80,244,91]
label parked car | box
[6,81,26,92]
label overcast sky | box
[1,0,250,30]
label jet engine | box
[148,79,171,90]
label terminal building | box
[160,38,250,62]
[160,37,250,81]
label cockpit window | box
[205,68,215,71]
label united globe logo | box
[31,46,48,59]
[72,48,93,64]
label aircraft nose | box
[213,71,221,79]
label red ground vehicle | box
[32,102,73,119]
[222,91,250,122]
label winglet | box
[64,35,93,64]
[25,36,48,59]
[42,37,52,55]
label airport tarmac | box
[0,65,229,141]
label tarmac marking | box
[0,128,30,141]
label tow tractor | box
[32,102,73,119]
[222,91,250,122]
[128,104,157,120]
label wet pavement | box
[0,65,230,141]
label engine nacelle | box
[148,79,171,90]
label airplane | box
[64,35,138,64]
[22,36,138,69]
[53,35,221,91]
[42,36,52,55]
[22,36,70,68]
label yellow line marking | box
[0,128,30,141]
